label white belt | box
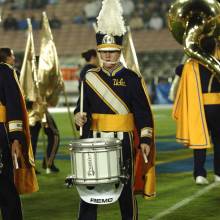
[93,131,124,140]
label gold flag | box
[38,11,63,107]
[20,18,38,102]
[122,27,141,76]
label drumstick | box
[80,81,84,137]
[14,153,19,169]
[143,153,148,164]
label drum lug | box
[119,174,129,184]
[65,175,75,188]
[120,161,130,184]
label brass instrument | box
[168,0,220,77]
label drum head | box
[76,182,124,205]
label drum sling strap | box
[86,71,129,114]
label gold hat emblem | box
[102,34,115,44]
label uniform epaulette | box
[87,67,101,73]
[0,62,13,70]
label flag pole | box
[127,26,141,75]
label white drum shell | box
[69,138,122,185]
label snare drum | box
[69,138,122,185]
[67,138,125,204]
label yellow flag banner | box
[38,11,63,107]
[122,27,141,76]
[20,18,38,102]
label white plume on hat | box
[97,0,126,36]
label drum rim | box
[69,137,122,148]
[74,177,121,185]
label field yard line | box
[149,182,220,220]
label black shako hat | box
[96,33,123,51]
[96,0,126,51]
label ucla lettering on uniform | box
[113,78,126,86]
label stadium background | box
[1,0,220,219]
[0,0,184,106]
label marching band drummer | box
[74,0,156,219]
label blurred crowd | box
[73,0,171,30]
[1,0,61,30]
[0,0,171,31]
[1,0,52,9]
[2,12,62,30]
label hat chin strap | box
[100,58,120,65]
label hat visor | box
[97,44,122,52]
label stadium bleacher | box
[0,0,184,105]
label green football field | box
[18,108,220,220]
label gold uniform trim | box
[203,93,220,105]
[0,105,6,122]
[208,74,215,93]
[9,120,23,132]
[89,67,101,72]
[97,44,122,50]
[102,64,124,77]
[141,127,153,138]
[141,78,152,104]
[91,113,134,132]
[112,65,124,77]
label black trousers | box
[78,183,138,220]
[193,105,220,178]
[77,133,138,220]
[0,175,22,220]
[30,112,60,167]
[0,144,22,220]
[43,112,60,167]
[30,121,41,159]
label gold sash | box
[203,93,220,105]
[91,113,134,132]
[0,105,6,122]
